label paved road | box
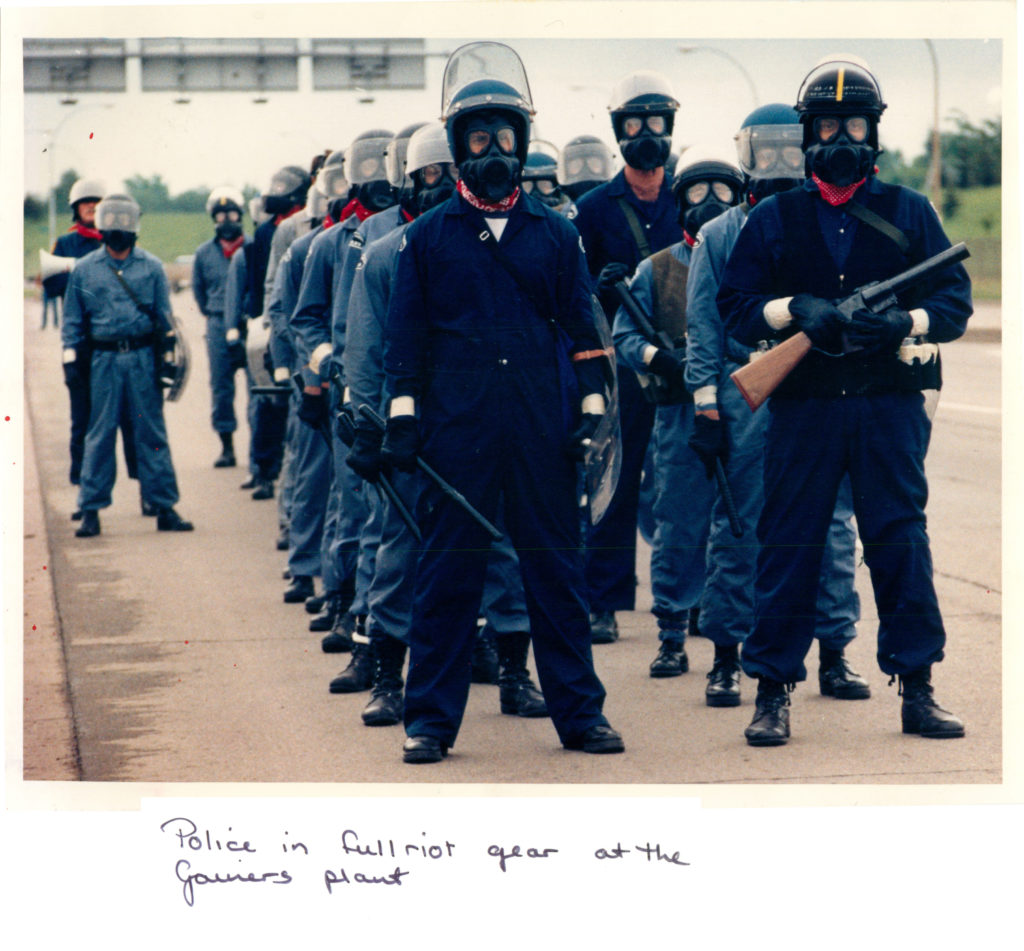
[20,291,1003,787]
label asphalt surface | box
[19,290,1004,788]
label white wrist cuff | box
[909,308,929,337]
[273,366,290,382]
[641,344,658,366]
[581,393,606,415]
[310,342,333,375]
[390,396,416,417]
[62,348,78,364]
[764,297,794,331]
[225,327,240,343]
[694,385,717,407]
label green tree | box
[123,173,173,211]
[53,168,79,214]
[931,114,1001,188]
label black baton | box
[357,403,504,542]
[714,458,744,539]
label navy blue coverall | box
[61,246,182,513]
[384,191,611,749]
[573,169,681,613]
[716,177,972,683]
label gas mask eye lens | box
[623,116,644,138]
[712,181,735,203]
[782,146,805,169]
[845,116,869,142]
[537,180,556,196]
[585,156,606,175]
[420,164,443,186]
[754,148,777,170]
[685,181,710,205]
[358,157,380,179]
[814,116,842,142]
[521,180,535,193]
[495,127,516,154]
[646,115,666,135]
[467,130,491,155]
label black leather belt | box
[91,335,154,353]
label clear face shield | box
[385,136,414,190]
[318,163,350,200]
[736,124,805,180]
[96,197,140,233]
[441,42,534,122]
[348,138,390,185]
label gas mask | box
[356,180,396,213]
[618,114,671,172]
[678,179,737,237]
[214,209,243,241]
[459,115,521,201]
[413,163,456,216]
[522,177,562,208]
[102,230,136,253]
[804,114,876,186]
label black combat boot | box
[705,643,742,707]
[898,668,965,738]
[329,618,373,693]
[471,623,500,684]
[744,678,791,747]
[819,644,871,699]
[321,577,357,652]
[75,510,101,537]
[496,632,548,718]
[589,610,619,644]
[214,433,236,468]
[156,508,194,531]
[308,591,338,632]
[283,575,315,603]
[361,634,407,726]
[649,628,688,678]
[252,477,275,500]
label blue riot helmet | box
[347,129,396,212]
[262,165,311,217]
[316,149,349,221]
[608,70,679,171]
[441,41,535,201]
[406,120,457,216]
[796,54,886,186]
[735,103,806,205]
[557,134,615,201]
[521,147,560,202]
[671,144,744,239]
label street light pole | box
[924,40,942,215]
[678,46,758,110]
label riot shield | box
[583,295,621,525]
[163,311,191,402]
[246,316,273,388]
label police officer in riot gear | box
[717,56,972,745]
[382,42,623,763]
[521,149,575,218]
[685,104,866,709]
[61,194,194,537]
[192,186,251,468]
[557,135,615,203]
[612,143,743,677]
[573,70,682,645]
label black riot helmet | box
[671,144,744,239]
[263,165,311,216]
[735,103,806,205]
[607,70,679,171]
[795,54,886,186]
[557,134,615,201]
[441,42,535,201]
[348,128,396,212]
[521,148,563,207]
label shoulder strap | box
[110,263,158,331]
[844,200,911,254]
[615,196,653,261]
[469,215,555,325]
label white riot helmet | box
[406,121,454,176]
[95,193,141,234]
[206,185,246,217]
[385,122,430,190]
[303,183,329,223]
[608,70,679,171]
[69,178,106,209]
[315,150,349,200]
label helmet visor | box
[466,126,517,156]
[441,42,534,119]
[736,123,804,178]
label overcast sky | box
[17,15,1008,200]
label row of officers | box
[52,44,972,764]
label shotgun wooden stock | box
[729,332,813,411]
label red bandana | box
[401,207,415,223]
[71,222,103,242]
[273,205,303,226]
[219,236,245,258]
[457,179,520,213]
[322,214,335,229]
[812,174,866,207]
[340,198,372,222]
[682,230,697,248]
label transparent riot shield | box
[583,295,621,525]
[441,42,534,121]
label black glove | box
[788,294,844,352]
[380,416,419,473]
[648,348,686,389]
[597,261,631,295]
[346,421,385,483]
[566,413,603,462]
[227,340,247,371]
[298,390,328,429]
[334,405,356,447]
[263,348,275,377]
[688,413,728,479]
[63,360,85,390]
[844,305,914,355]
